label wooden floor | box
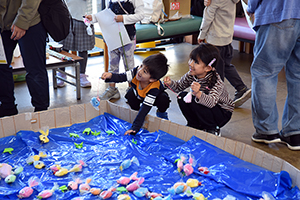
[14,42,299,171]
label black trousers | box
[215,44,247,92]
[0,22,49,112]
[125,87,170,112]
[177,92,232,130]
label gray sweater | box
[198,0,239,46]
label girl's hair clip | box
[208,58,216,66]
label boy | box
[101,53,170,135]
[86,0,144,100]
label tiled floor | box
[13,42,299,171]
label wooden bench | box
[94,16,203,71]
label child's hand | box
[191,81,201,96]
[85,15,93,22]
[114,15,123,22]
[124,130,136,135]
[163,76,171,86]
[204,0,211,7]
[101,72,112,80]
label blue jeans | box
[251,19,300,137]
[0,22,49,111]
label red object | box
[198,167,210,174]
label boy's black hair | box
[142,53,169,80]
[189,43,220,94]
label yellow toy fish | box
[55,167,69,177]
[39,129,49,143]
[26,151,47,169]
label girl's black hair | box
[142,53,169,80]
[189,43,220,94]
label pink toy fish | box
[183,154,195,176]
[68,178,82,190]
[17,176,40,199]
[117,171,139,185]
[176,154,187,173]
[79,178,92,194]
[126,177,145,192]
[37,182,59,199]
[69,160,87,173]
[100,186,116,199]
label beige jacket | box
[198,0,239,46]
[0,0,42,31]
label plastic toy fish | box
[133,187,148,197]
[198,166,210,174]
[90,187,102,195]
[117,171,139,185]
[37,182,59,199]
[34,160,46,169]
[49,164,61,174]
[126,177,144,192]
[192,193,207,200]
[100,186,116,199]
[26,151,47,165]
[83,128,92,135]
[183,154,196,176]
[17,176,40,199]
[116,186,128,193]
[183,88,193,103]
[106,130,116,135]
[147,192,163,199]
[90,97,100,110]
[168,182,188,195]
[186,178,201,188]
[152,195,172,200]
[69,160,87,173]
[68,178,82,190]
[75,142,83,149]
[55,167,69,177]
[79,178,92,194]
[5,174,16,183]
[91,130,101,136]
[39,129,49,143]
[0,163,23,183]
[2,147,14,154]
[175,154,187,173]
[59,185,68,193]
[118,194,131,200]
[69,133,79,138]
[120,156,140,171]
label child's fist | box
[163,76,171,86]
[101,72,112,80]
[85,15,93,22]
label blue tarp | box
[0,113,299,200]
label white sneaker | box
[80,74,91,88]
[57,72,66,88]
[99,87,120,100]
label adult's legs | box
[281,19,300,141]
[0,30,18,117]
[18,22,49,112]
[251,20,299,137]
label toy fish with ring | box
[68,178,82,190]
[17,176,40,199]
[117,171,139,185]
[120,156,140,171]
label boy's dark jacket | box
[105,66,165,133]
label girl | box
[163,43,234,136]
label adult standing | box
[57,0,95,88]
[0,0,49,117]
[248,0,300,150]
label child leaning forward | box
[101,53,170,135]
[163,43,234,136]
